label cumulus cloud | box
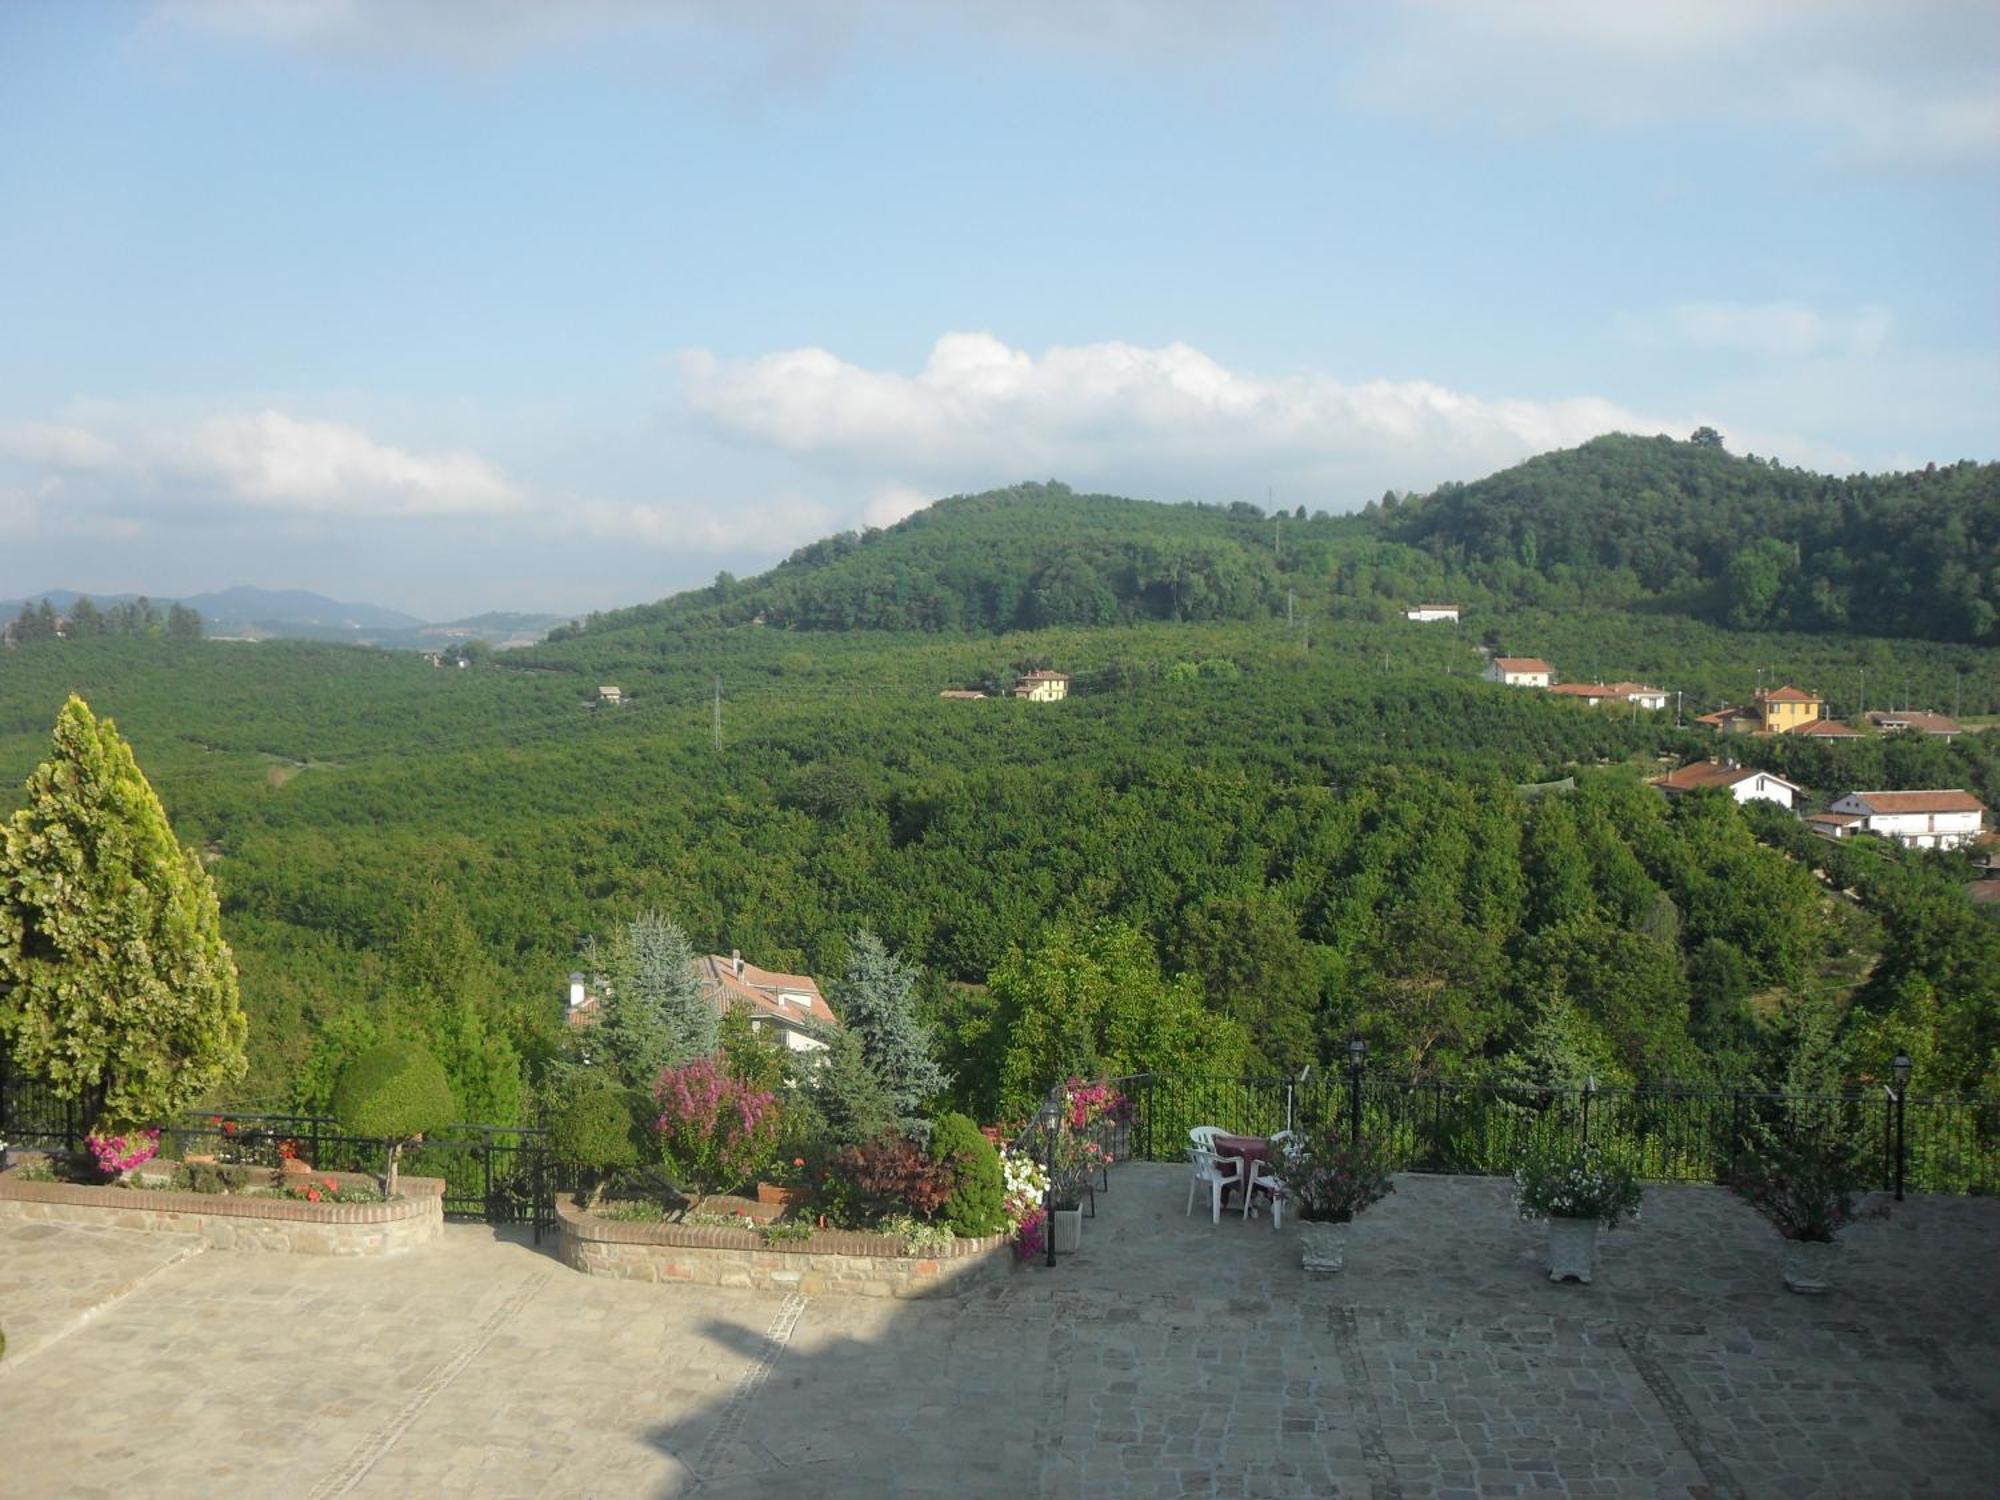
[678,331,1686,502]
[1615,301,1894,361]
[1343,0,2000,169]
[3,407,523,523]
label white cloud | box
[679,331,1688,501]
[2,407,523,523]
[1616,301,1894,360]
[176,410,522,518]
[1343,0,2000,170]
[563,492,837,552]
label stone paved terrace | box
[1,1165,1996,1498]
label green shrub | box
[332,1041,455,1197]
[174,1162,253,1194]
[550,1085,646,1207]
[931,1112,1007,1236]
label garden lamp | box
[1347,1036,1367,1069]
[1891,1054,1912,1095]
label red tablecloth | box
[1213,1134,1272,1202]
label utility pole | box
[712,674,722,752]
[1287,589,1294,628]
[1676,689,1683,728]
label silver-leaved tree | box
[0,696,247,1133]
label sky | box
[1,1,1996,621]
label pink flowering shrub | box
[85,1128,160,1176]
[1063,1077,1132,1132]
[1012,1206,1047,1263]
[651,1059,781,1208]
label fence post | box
[1895,1086,1907,1202]
[1730,1090,1743,1182]
[1346,1047,1364,1149]
[1581,1076,1595,1148]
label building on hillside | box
[1792,717,1863,739]
[938,689,987,700]
[1865,710,1963,740]
[1696,685,1840,736]
[1547,681,1668,711]
[1404,604,1461,623]
[700,952,839,1053]
[1826,790,1988,850]
[1804,810,1862,840]
[561,951,840,1054]
[1649,760,1803,810]
[596,685,623,705]
[1013,670,1070,701]
[1485,656,1552,688]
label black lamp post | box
[1891,1054,1912,1202]
[1346,1035,1367,1147]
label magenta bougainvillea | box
[651,1058,781,1207]
[85,1128,161,1175]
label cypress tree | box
[0,696,246,1133]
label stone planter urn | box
[1782,1238,1839,1294]
[1300,1217,1348,1273]
[755,1183,805,1211]
[1545,1216,1600,1283]
[1051,1205,1083,1254]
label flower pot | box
[1782,1237,1839,1294]
[1546,1215,1599,1284]
[756,1183,805,1210]
[1051,1206,1083,1254]
[281,1156,315,1176]
[1300,1218,1347,1273]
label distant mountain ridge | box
[0,586,567,649]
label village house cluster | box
[565,949,839,1053]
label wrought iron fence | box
[0,1078,561,1241]
[1125,1073,2000,1196]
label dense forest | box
[1386,433,2000,644]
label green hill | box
[1385,432,2000,644]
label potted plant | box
[756,1156,810,1210]
[1275,1128,1396,1272]
[1512,1135,1642,1284]
[1731,1131,1880,1293]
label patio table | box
[1213,1134,1272,1209]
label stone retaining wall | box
[0,1170,444,1256]
[556,1197,1011,1297]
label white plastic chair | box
[1242,1158,1286,1230]
[1185,1146,1243,1224]
[1188,1125,1223,1152]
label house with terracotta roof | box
[562,952,841,1054]
[1865,710,1962,740]
[1696,685,1856,737]
[701,951,840,1053]
[1650,760,1803,810]
[1548,681,1668,711]
[1826,790,1988,851]
[1804,810,1862,840]
[1485,656,1552,688]
[1012,670,1070,701]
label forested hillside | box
[2,608,1993,1127]
[1385,433,2000,644]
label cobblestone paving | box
[0,1169,1994,1497]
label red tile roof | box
[1865,710,1962,735]
[1840,790,1987,816]
[1793,719,1863,738]
[1756,685,1820,703]
[1651,761,1801,794]
[701,954,840,1031]
[1493,657,1551,673]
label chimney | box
[732,949,742,976]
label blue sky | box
[2,1,1995,619]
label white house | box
[596,685,623,705]
[1650,760,1803,810]
[1013,670,1070,701]
[1404,604,1461,623]
[700,952,838,1053]
[1827,790,1988,850]
[1548,681,1667,711]
[1486,656,1552,688]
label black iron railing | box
[1126,1073,1999,1196]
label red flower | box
[324,1177,338,1190]
[208,1115,222,1126]
[221,1121,237,1135]
[305,1189,321,1203]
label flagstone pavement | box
[0,1166,1995,1498]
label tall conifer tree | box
[0,696,246,1132]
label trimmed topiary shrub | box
[931,1112,1007,1237]
[550,1085,646,1208]
[332,1041,455,1197]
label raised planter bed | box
[556,1196,1010,1297]
[0,1163,444,1256]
